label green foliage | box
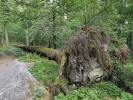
[120,92,133,100]
[54,82,133,100]
[33,86,46,100]
[0,0,132,48]
[9,22,25,43]
[0,44,26,57]
[30,59,59,84]
[0,0,11,24]
[0,0,17,33]
[0,1,132,99]
[93,82,122,98]
[113,62,133,87]
[18,53,41,62]
[19,53,59,84]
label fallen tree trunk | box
[17,27,130,86]
[16,45,61,63]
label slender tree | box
[15,0,44,46]
[0,0,10,43]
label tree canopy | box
[0,0,132,48]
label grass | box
[19,53,59,84]
[0,44,59,99]
[30,58,59,84]
[0,44,26,57]
[1,44,133,100]
[0,44,59,84]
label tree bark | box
[4,26,9,43]
[127,32,133,51]
[16,45,60,63]
[25,30,29,46]
[0,34,4,44]
[52,8,57,49]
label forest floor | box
[0,53,15,70]
[0,45,133,100]
[0,53,41,100]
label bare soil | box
[0,54,15,70]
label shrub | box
[33,86,46,100]
[18,53,41,62]
[93,82,122,98]
[0,44,26,57]
[113,62,133,87]
[19,53,59,84]
[54,82,133,100]
[29,58,59,84]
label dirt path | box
[0,54,15,70]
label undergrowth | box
[0,44,26,57]
[54,82,133,100]
[19,53,59,84]
[112,62,133,92]
[1,44,133,100]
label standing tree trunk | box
[52,34,56,49]
[4,25,9,43]
[127,32,133,51]
[25,29,29,46]
[52,8,57,49]
[48,38,52,48]
[0,34,4,44]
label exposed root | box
[65,27,112,85]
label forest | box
[0,0,133,100]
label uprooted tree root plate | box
[17,27,113,85]
[16,27,131,99]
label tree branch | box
[86,1,115,26]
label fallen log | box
[16,45,67,99]
[16,27,113,86]
[16,45,61,63]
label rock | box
[88,67,103,82]
[0,60,37,100]
[88,58,103,82]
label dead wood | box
[16,27,112,86]
[16,45,60,63]
[64,27,112,86]
[114,44,130,63]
